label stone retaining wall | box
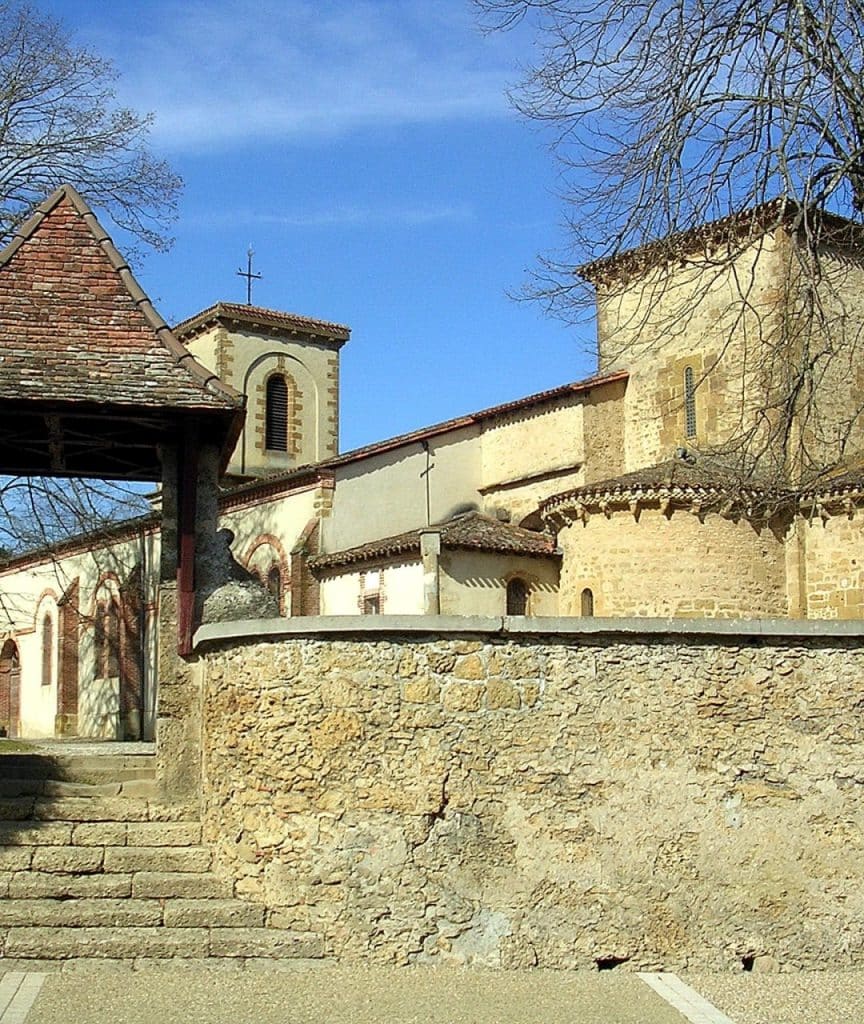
[195,616,864,971]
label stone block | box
[131,872,233,900]
[0,847,32,870]
[103,846,212,874]
[0,823,73,846]
[72,823,128,847]
[9,873,132,899]
[4,927,210,959]
[163,899,264,928]
[442,683,484,712]
[0,898,162,928]
[32,797,149,822]
[209,928,324,958]
[126,821,201,847]
[486,679,521,710]
[31,846,105,874]
[453,654,485,680]
[402,679,440,704]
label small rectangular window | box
[362,594,381,615]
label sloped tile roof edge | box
[579,196,864,283]
[540,459,791,514]
[223,368,630,504]
[0,185,244,412]
[174,302,350,343]
[310,512,560,572]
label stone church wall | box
[556,507,789,618]
[196,618,864,971]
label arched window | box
[265,375,289,451]
[95,600,120,678]
[581,588,594,618]
[41,613,53,687]
[506,578,529,616]
[0,639,20,738]
[684,365,697,438]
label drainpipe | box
[420,531,441,615]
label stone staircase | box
[0,749,319,962]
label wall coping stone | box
[194,614,864,649]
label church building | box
[1,194,863,740]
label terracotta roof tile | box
[541,458,789,513]
[223,369,629,503]
[174,302,350,343]
[309,511,559,571]
[0,186,244,413]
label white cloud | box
[182,201,475,231]
[80,0,525,152]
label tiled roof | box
[174,302,350,343]
[309,511,559,571]
[0,185,244,413]
[223,369,629,502]
[579,198,864,283]
[541,458,788,513]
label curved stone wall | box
[556,506,788,618]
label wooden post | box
[177,421,199,655]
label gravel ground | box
[22,965,686,1024]
[684,970,864,1024]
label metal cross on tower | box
[236,246,262,305]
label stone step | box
[0,754,156,786]
[0,820,201,849]
[0,844,214,874]
[0,898,263,928]
[0,778,158,799]
[0,869,233,901]
[0,926,323,960]
[0,796,189,823]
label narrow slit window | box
[267,565,282,605]
[41,613,53,687]
[265,375,289,451]
[581,588,594,617]
[684,366,697,438]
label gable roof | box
[0,186,244,412]
[0,185,244,478]
[174,302,350,346]
[309,511,559,572]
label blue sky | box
[41,0,597,451]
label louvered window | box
[265,375,289,451]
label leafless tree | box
[0,3,181,562]
[476,0,864,484]
[0,1,181,252]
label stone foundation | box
[195,617,864,970]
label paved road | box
[2,963,864,1024]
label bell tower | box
[175,302,350,480]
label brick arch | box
[0,637,20,738]
[34,590,59,691]
[242,534,290,615]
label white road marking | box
[639,971,736,1024]
[0,973,46,1024]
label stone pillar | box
[420,531,441,615]
[155,582,202,805]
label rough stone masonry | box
[195,619,864,972]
